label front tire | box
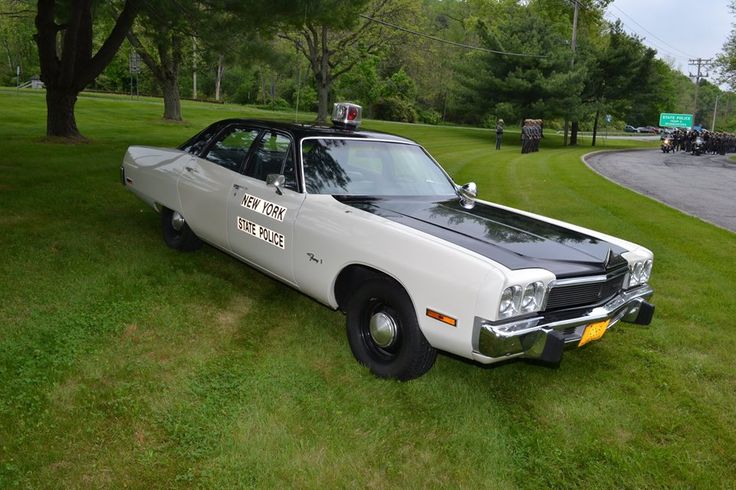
[161,207,203,251]
[346,279,437,380]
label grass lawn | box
[0,88,734,488]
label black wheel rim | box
[359,298,403,363]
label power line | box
[358,14,548,59]
[609,4,696,59]
[572,1,690,64]
[602,11,688,62]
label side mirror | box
[458,182,477,209]
[190,140,206,155]
[266,174,286,195]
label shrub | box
[257,97,291,111]
[372,96,417,123]
[418,108,442,125]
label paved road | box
[585,149,736,232]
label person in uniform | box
[495,119,504,150]
[521,120,529,154]
[533,120,542,152]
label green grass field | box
[0,89,734,488]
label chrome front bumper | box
[472,285,654,364]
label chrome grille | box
[545,271,627,310]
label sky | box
[607,0,733,81]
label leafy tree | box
[583,22,654,144]
[33,0,141,139]
[694,81,722,129]
[716,1,736,90]
[126,0,195,121]
[0,1,38,85]
[191,2,283,103]
[333,55,382,110]
[382,68,417,101]
[280,0,416,123]
[454,1,583,126]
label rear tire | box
[161,207,203,251]
[346,279,437,380]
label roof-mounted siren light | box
[332,102,362,130]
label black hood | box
[336,196,628,278]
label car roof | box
[206,118,415,144]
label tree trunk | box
[270,75,276,108]
[191,36,197,100]
[316,25,330,125]
[215,55,224,101]
[162,77,181,121]
[46,88,82,139]
[35,0,141,140]
[316,79,330,124]
[258,70,265,105]
[592,109,600,147]
[570,121,579,145]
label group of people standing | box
[665,128,736,155]
[521,119,543,153]
[494,118,543,153]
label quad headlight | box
[628,259,653,288]
[498,281,546,320]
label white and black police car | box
[121,103,655,380]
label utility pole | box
[564,0,579,146]
[689,58,711,124]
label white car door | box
[226,130,305,285]
[177,125,261,247]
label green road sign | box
[659,113,693,128]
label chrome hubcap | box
[171,211,185,231]
[369,311,397,348]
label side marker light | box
[426,308,457,327]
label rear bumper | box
[472,285,654,364]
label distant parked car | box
[624,125,637,133]
[636,126,657,134]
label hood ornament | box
[603,249,626,270]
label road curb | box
[581,148,735,234]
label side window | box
[202,127,260,171]
[245,132,298,191]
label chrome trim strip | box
[476,284,653,359]
[547,266,628,289]
[550,275,609,287]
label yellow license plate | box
[578,320,611,348]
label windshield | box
[301,138,457,196]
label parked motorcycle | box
[661,137,673,153]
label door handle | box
[233,184,244,190]
[185,166,198,173]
